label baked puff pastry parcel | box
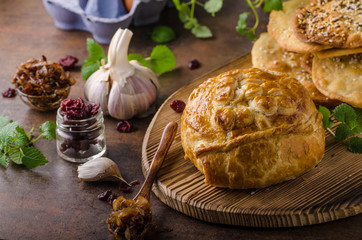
[181,68,325,189]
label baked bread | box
[312,53,362,108]
[181,68,325,189]
[294,0,362,48]
[268,0,331,53]
[252,32,340,106]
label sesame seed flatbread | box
[314,47,362,59]
[312,53,362,108]
[252,32,339,106]
[268,0,331,53]
[294,0,362,48]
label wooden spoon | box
[134,121,178,201]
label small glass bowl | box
[16,86,71,111]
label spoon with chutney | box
[106,121,178,240]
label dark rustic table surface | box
[0,0,361,239]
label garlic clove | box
[77,157,131,185]
[83,67,111,115]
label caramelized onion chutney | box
[106,196,152,240]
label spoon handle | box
[135,121,178,201]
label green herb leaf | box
[150,45,176,74]
[353,108,362,133]
[247,32,258,40]
[348,137,362,153]
[191,24,213,38]
[335,123,355,141]
[0,116,8,128]
[184,18,198,30]
[0,121,18,151]
[0,154,9,168]
[204,0,223,15]
[8,148,24,164]
[128,54,150,68]
[14,126,30,146]
[264,0,283,13]
[236,12,250,35]
[81,56,106,81]
[151,26,176,43]
[21,146,48,169]
[333,103,357,128]
[39,121,56,140]
[87,38,106,59]
[318,106,333,129]
[178,3,191,23]
[173,0,181,10]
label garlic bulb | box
[84,28,160,119]
[77,157,130,185]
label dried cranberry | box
[2,88,16,98]
[60,98,99,120]
[119,182,132,193]
[98,190,112,201]
[170,100,186,113]
[116,121,133,133]
[59,55,78,70]
[188,59,200,70]
[107,193,118,206]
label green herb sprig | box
[236,0,282,40]
[318,104,362,153]
[173,0,223,38]
[81,39,176,80]
[151,26,176,43]
[0,116,56,169]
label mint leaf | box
[21,146,48,169]
[151,26,176,43]
[184,18,198,30]
[128,54,150,68]
[319,106,333,129]
[348,137,362,153]
[0,154,9,168]
[191,24,213,38]
[150,45,176,74]
[0,115,8,128]
[87,38,106,59]
[264,0,283,13]
[14,126,30,146]
[81,56,105,81]
[335,123,354,141]
[8,148,24,164]
[333,103,356,128]
[178,3,191,23]
[236,12,250,34]
[354,108,362,133]
[39,121,56,140]
[204,0,223,15]
[0,121,18,151]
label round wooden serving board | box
[141,54,362,227]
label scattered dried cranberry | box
[107,193,118,206]
[170,100,186,113]
[60,98,100,120]
[116,121,133,133]
[2,88,16,98]
[59,55,78,70]
[188,59,200,70]
[98,190,112,201]
[119,182,132,193]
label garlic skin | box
[84,28,160,120]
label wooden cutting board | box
[141,54,362,227]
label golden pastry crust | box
[267,0,331,53]
[181,68,325,189]
[312,53,362,108]
[294,0,362,48]
[252,32,340,106]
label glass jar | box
[56,107,106,163]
